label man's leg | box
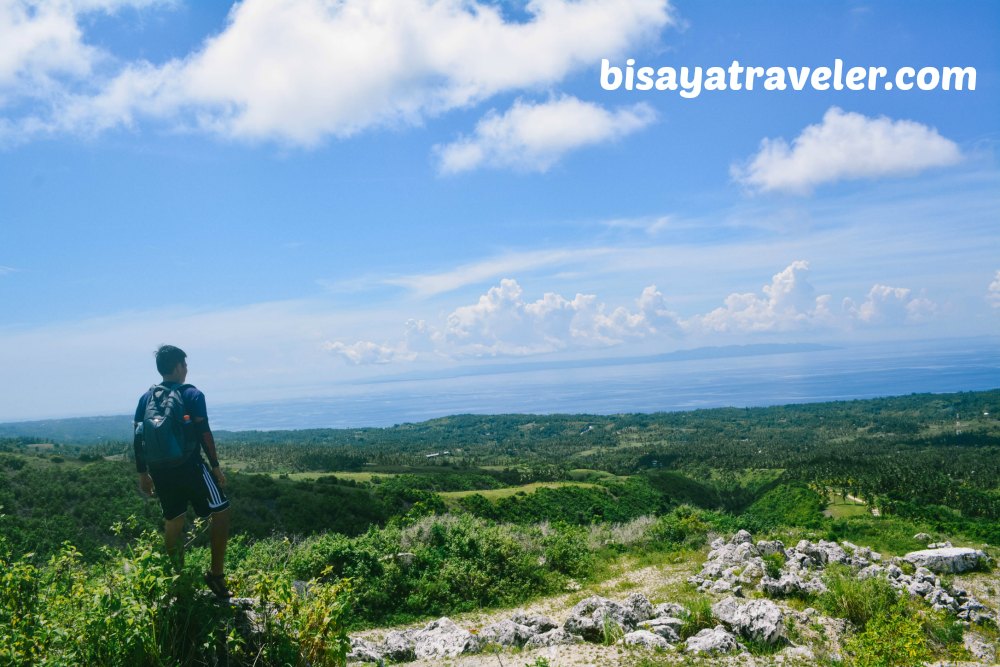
[164,515,186,568]
[209,507,230,576]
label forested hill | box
[2,388,998,559]
[0,414,133,444]
[2,387,997,449]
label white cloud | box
[988,271,1000,308]
[322,340,415,365]
[694,261,835,333]
[436,96,656,173]
[733,107,962,194]
[385,247,613,297]
[0,265,16,275]
[601,215,676,235]
[8,0,672,144]
[325,278,681,362]
[843,284,937,324]
[0,1,165,99]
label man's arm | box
[133,422,154,496]
[194,417,225,488]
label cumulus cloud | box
[322,340,415,365]
[0,1,164,98]
[733,107,962,194]
[436,96,656,173]
[324,278,681,362]
[843,284,936,324]
[441,279,681,355]
[327,263,947,364]
[694,261,835,333]
[6,0,672,144]
[988,271,1000,308]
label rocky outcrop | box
[347,637,384,665]
[510,610,558,634]
[964,632,997,664]
[476,619,535,648]
[622,629,674,650]
[413,618,476,659]
[684,625,742,655]
[523,628,584,649]
[759,572,826,597]
[380,629,418,662]
[903,546,988,574]
[563,595,641,641]
[711,596,786,645]
[688,529,996,628]
[622,591,655,622]
[637,617,683,642]
[347,592,688,663]
[346,531,997,665]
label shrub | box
[844,603,931,667]
[818,564,900,630]
[543,524,594,578]
[0,532,353,666]
[645,505,711,549]
[675,593,715,639]
[762,551,786,579]
[920,609,965,651]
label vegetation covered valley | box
[1,389,998,665]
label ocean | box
[210,337,999,431]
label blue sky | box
[1,0,998,421]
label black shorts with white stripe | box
[150,459,230,521]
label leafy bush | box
[542,524,594,577]
[818,564,900,630]
[645,505,712,549]
[920,609,965,651]
[762,551,786,579]
[844,603,931,667]
[0,530,352,666]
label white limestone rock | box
[380,629,418,662]
[903,547,987,574]
[524,628,585,648]
[412,618,476,659]
[622,629,674,650]
[712,596,786,645]
[476,619,536,648]
[346,637,384,665]
[684,625,742,655]
[637,617,683,643]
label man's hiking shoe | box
[204,572,232,599]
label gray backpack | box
[140,383,194,468]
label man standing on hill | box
[134,345,232,598]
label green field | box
[824,489,872,518]
[438,481,600,501]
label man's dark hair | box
[155,345,187,376]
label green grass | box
[567,468,629,482]
[824,489,871,518]
[438,481,599,501]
